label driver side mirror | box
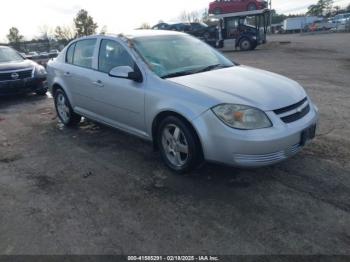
[109,66,143,83]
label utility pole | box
[269,0,273,33]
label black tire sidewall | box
[240,38,252,51]
[36,87,48,96]
[54,89,80,126]
[157,116,201,173]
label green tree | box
[38,25,52,40]
[74,9,98,37]
[270,10,287,24]
[179,10,200,23]
[332,5,341,14]
[54,25,76,45]
[99,25,108,35]
[347,4,350,12]
[202,8,210,23]
[307,0,334,16]
[139,23,151,29]
[307,4,323,16]
[7,27,23,45]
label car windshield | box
[0,47,24,63]
[132,35,234,78]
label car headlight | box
[212,104,272,130]
[35,65,47,76]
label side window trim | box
[97,38,136,74]
[66,38,97,69]
[97,38,106,73]
[65,42,76,64]
[73,39,97,69]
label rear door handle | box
[92,80,104,87]
[64,72,71,77]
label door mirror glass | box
[109,66,143,82]
[109,66,134,78]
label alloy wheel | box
[161,124,189,167]
[56,93,70,123]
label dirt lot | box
[0,33,350,255]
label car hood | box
[0,60,35,71]
[167,65,307,111]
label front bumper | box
[192,103,319,167]
[0,77,47,96]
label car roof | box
[76,30,187,41]
[120,29,187,39]
[64,30,191,49]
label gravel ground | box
[0,33,349,255]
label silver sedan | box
[47,30,318,173]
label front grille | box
[274,97,310,124]
[280,105,310,123]
[274,98,307,114]
[0,68,33,82]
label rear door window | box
[73,39,97,68]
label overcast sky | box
[1,0,349,41]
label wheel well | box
[52,83,63,97]
[152,111,203,156]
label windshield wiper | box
[161,64,233,79]
[195,64,232,73]
[161,70,198,79]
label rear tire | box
[239,38,252,51]
[157,116,203,174]
[54,89,81,127]
[35,87,48,96]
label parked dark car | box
[0,46,48,96]
[49,49,60,59]
[151,23,171,30]
[152,22,218,44]
[168,23,192,32]
[188,22,218,41]
[152,22,192,32]
[25,51,39,60]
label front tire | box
[239,38,252,51]
[54,89,81,126]
[157,116,203,174]
[35,87,48,96]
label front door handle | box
[92,80,104,87]
[64,72,71,77]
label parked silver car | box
[47,30,318,173]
